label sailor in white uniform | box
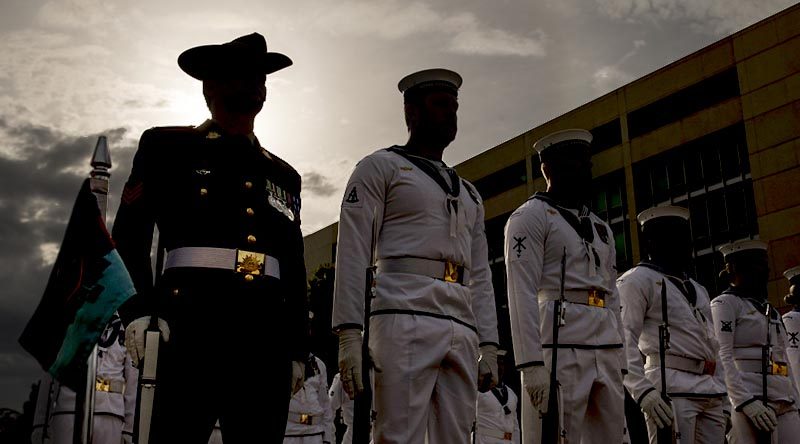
[505,129,626,444]
[711,240,800,443]
[618,206,727,444]
[332,68,499,443]
[284,353,334,444]
[31,313,138,444]
[474,350,521,444]
[782,266,800,391]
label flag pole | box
[74,136,111,444]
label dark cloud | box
[0,115,136,410]
[302,171,337,197]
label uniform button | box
[246,207,255,216]
[199,187,208,196]
[247,234,257,244]
[172,288,179,296]
[244,181,253,190]
[244,274,255,282]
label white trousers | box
[283,434,323,444]
[50,413,122,444]
[370,313,479,443]
[521,348,624,444]
[729,401,800,444]
[645,397,726,444]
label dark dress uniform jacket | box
[112,123,308,443]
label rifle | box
[758,303,773,444]
[353,208,378,444]
[134,239,165,444]
[657,279,679,444]
[541,248,566,443]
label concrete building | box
[304,4,800,345]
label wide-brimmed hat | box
[178,33,292,80]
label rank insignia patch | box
[720,321,733,332]
[342,183,363,208]
[789,331,799,347]
[121,181,143,205]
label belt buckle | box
[299,414,312,425]
[703,360,717,376]
[95,377,110,392]
[235,249,266,276]
[588,289,605,308]
[443,260,460,284]
[772,362,788,376]
[503,432,513,440]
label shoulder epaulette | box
[266,150,299,177]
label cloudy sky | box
[1,0,797,410]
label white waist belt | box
[538,288,608,307]
[165,247,280,279]
[377,257,469,284]
[95,378,124,394]
[734,359,789,375]
[646,354,716,376]
[477,427,513,440]
[287,412,317,425]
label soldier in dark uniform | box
[113,33,309,443]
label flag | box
[19,179,136,390]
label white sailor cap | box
[398,68,462,96]
[533,129,593,155]
[637,205,690,226]
[718,239,768,259]
[784,266,800,282]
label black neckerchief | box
[638,261,698,306]
[305,355,320,381]
[530,192,594,244]
[491,384,512,415]
[721,287,778,321]
[387,146,460,195]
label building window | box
[627,67,740,139]
[471,160,528,201]
[590,118,622,154]
[632,122,757,295]
[591,169,633,272]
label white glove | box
[640,390,674,429]
[291,360,305,395]
[742,401,777,432]
[122,432,133,444]
[338,328,363,400]
[124,317,170,367]
[522,366,550,413]
[478,344,498,392]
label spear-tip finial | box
[90,135,111,178]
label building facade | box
[304,4,800,345]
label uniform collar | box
[196,119,258,146]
